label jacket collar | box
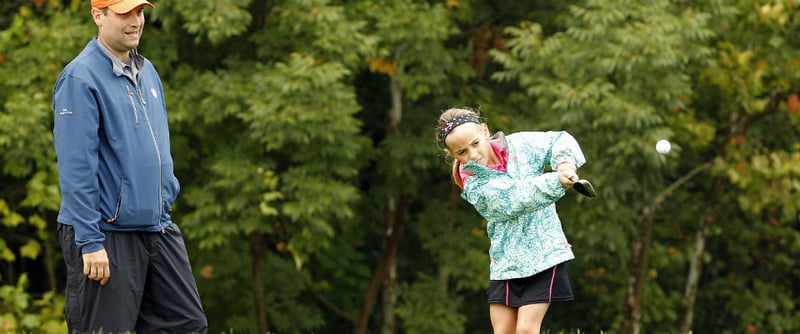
[489,131,508,151]
[93,37,144,80]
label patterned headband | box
[439,114,482,143]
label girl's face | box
[444,122,497,166]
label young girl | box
[436,107,585,334]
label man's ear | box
[91,8,104,26]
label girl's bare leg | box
[489,303,518,334]
[515,303,550,334]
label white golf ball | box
[656,139,671,154]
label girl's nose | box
[470,152,481,161]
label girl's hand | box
[559,172,579,187]
[557,162,578,187]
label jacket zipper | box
[135,81,165,233]
[105,185,123,223]
[125,85,139,124]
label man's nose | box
[128,13,144,26]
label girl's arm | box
[546,131,586,169]
[460,131,587,221]
[461,164,565,221]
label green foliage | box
[251,0,377,67]
[692,0,800,330]
[0,274,66,332]
[262,252,327,333]
[1,3,80,332]
[396,275,467,334]
[174,53,368,268]
[699,211,800,333]
[306,235,372,319]
[193,243,326,333]
[360,0,472,100]
[721,152,800,215]
[487,0,772,332]
[1,0,798,333]
[0,3,89,178]
[172,0,252,45]
[414,196,488,292]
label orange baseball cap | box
[91,0,155,14]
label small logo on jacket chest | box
[150,88,158,99]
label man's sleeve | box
[53,74,105,254]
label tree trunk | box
[380,194,399,334]
[679,213,712,334]
[354,196,408,334]
[621,206,654,334]
[250,233,269,333]
[381,253,397,334]
[680,179,720,333]
[437,187,460,291]
[45,235,57,293]
[620,163,711,334]
[387,76,402,130]
[355,74,406,334]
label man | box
[52,0,207,332]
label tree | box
[1,0,798,332]
[491,0,716,332]
[679,1,800,332]
[347,1,474,333]
[491,1,799,332]
[158,1,373,332]
[0,2,91,331]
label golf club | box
[569,176,597,198]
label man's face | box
[92,5,146,61]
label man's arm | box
[53,74,106,252]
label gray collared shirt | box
[97,41,143,83]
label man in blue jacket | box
[52,0,207,332]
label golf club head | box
[573,179,597,198]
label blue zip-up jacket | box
[461,131,585,280]
[53,38,179,254]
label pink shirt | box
[458,142,508,186]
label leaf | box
[171,0,253,45]
[0,240,16,262]
[19,240,41,259]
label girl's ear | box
[442,148,452,157]
[481,123,491,136]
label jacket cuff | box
[546,172,567,196]
[81,242,104,254]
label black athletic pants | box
[59,223,208,334]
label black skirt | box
[487,263,574,307]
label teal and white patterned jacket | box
[461,131,586,280]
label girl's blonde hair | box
[435,108,483,189]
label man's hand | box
[83,249,110,285]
